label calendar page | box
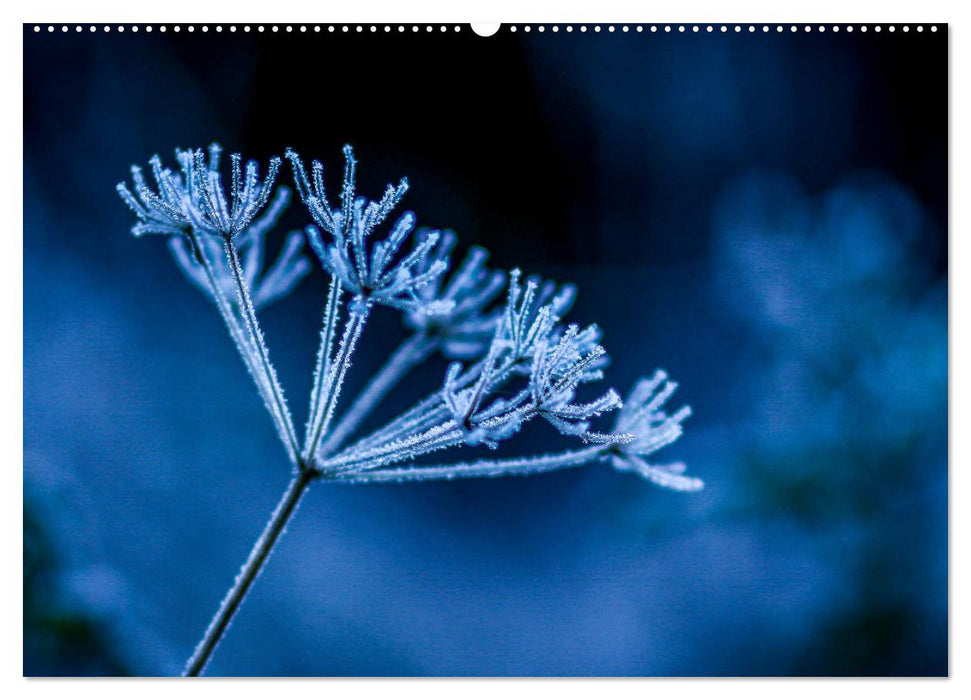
[23,20,947,678]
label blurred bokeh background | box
[23,24,947,676]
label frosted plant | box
[119,145,300,465]
[607,371,700,491]
[287,145,451,314]
[403,232,507,359]
[117,143,701,676]
[167,194,311,311]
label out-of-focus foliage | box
[710,170,946,674]
[24,503,129,676]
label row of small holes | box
[32,24,939,34]
[513,25,936,33]
[33,25,463,33]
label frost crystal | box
[180,144,283,241]
[403,233,507,359]
[287,146,451,314]
[117,155,192,237]
[608,371,701,491]
[318,271,637,480]
[529,326,624,442]
[117,144,284,242]
[119,144,301,465]
[120,142,696,490]
[168,189,311,310]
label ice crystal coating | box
[287,145,451,314]
[529,326,624,442]
[441,339,529,448]
[117,144,284,242]
[168,189,311,310]
[608,371,701,491]
[403,232,508,359]
[116,155,193,237]
[329,370,695,486]
[316,271,630,479]
[118,144,301,465]
[498,268,577,358]
[119,142,695,491]
[180,145,284,240]
[118,141,701,680]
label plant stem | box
[303,305,371,462]
[305,276,344,456]
[183,469,316,677]
[189,232,268,392]
[224,239,300,464]
[334,350,522,458]
[317,332,434,457]
[332,444,608,483]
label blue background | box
[24,24,947,676]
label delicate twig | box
[224,239,300,465]
[334,348,527,459]
[183,469,316,677]
[188,231,280,419]
[321,421,468,475]
[303,301,372,462]
[330,445,608,483]
[304,275,343,464]
[317,332,435,456]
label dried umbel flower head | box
[116,153,192,237]
[287,145,452,315]
[181,144,284,241]
[609,371,700,491]
[117,141,699,676]
[117,144,285,241]
[403,233,507,359]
